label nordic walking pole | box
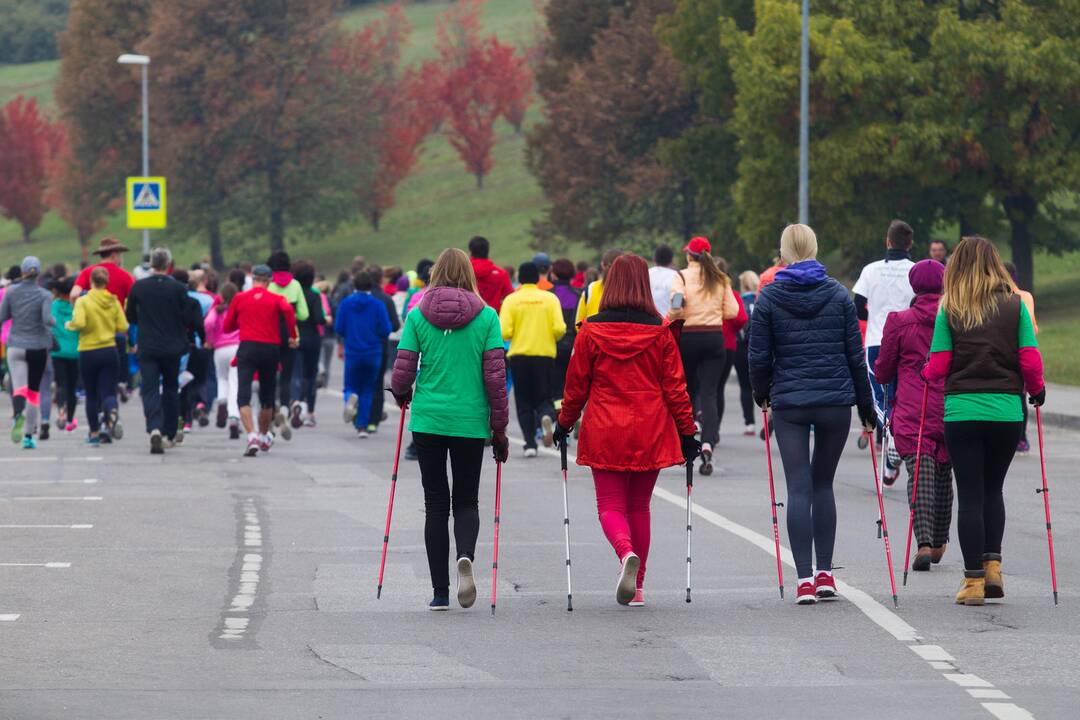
[902,383,929,586]
[1035,407,1059,605]
[761,407,785,599]
[875,390,890,539]
[491,460,503,615]
[869,427,899,608]
[560,441,574,612]
[686,458,693,603]
[376,404,408,599]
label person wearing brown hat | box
[72,237,136,406]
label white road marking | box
[219,498,264,641]
[929,661,955,670]
[982,703,1035,720]
[0,562,70,568]
[0,614,20,621]
[970,690,1011,700]
[0,524,93,529]
[910,645,955,662]
[944,673,995,688]
[10,496,102,501]
[0,478,99,485]
[0,456,102,463]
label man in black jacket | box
[125,247,200,454]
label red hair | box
[599,254,660,318]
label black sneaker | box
[196,404,210,427]
[229,423,241,440]
[150,430,164,455]
[216,404,228,428]
[404,443,418,461]
[39,424,49,441]
[429,595,450,612]
[289,402,304,429]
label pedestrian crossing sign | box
[126,176,167,229]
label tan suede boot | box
[984,554,1004,599]
[930,544,947,564]
[955,575,985,606]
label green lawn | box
[0,58,59,110]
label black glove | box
[680,434,701,464]
[552,422,571,450]
[389,386,412,409]
[491,430,509,463]
[1029,388,1046,407]
[857,402,877,432]
[754,393,770,410]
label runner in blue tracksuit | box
[334,272,392,438]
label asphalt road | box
[0,378,1077,719]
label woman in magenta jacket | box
[874,260,951,572]
[553,255,699,607]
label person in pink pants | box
[554,255,699,607]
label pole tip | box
[377,586,382,599]
[779,586,784,599]
[491,606,496,616]
[686,590,691,604]
[902,573,909,586]
[892,595,899,608]
[1054,592,1059,605]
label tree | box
[526,1,702,250]
[0,0,69,64]
[54,0,151,253]
[929,1,1080,291]
[488,38,534,133]
[46,126,108,263]
[0,97,61,243]
[440,41,505,189]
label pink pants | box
[592,468,660,589]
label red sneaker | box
[628,589,645,607]
[796,581,817,605]
[815,572,837,600]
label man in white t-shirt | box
[853,220,915,481]
[648,245,678,316]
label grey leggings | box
[772,405,851,579]
[8,347,49,436]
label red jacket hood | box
[582,319,673,360]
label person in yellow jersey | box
[500,261,566,457]
[575,249,624,326]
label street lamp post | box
[117,53,151,256]
[798,0,809,225]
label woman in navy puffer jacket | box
[749,224,875,605]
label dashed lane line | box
[9,496,102,501]
[0,562,70,568]
[0,456,102,463]
[0,478,99,485]
[0,524,93,529]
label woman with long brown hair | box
[668,237,739,475]
[924,236,1044,605]
[390,248,510,611]
[554,254,699,607]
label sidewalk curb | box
[1041,411,1080,432]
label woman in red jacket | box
[553,255,699,607]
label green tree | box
[54,0,151,257]
[929,0,1080,291]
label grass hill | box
[0,0,1077,383]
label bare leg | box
[239,406,255,435]
[258,407,273,435]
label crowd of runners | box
[0,224,1048,610]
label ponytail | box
[693,251,729,297]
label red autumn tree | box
[488,38,534,134]
[0,96,62,243]
[441,41,505,189]
[46,126,108,263]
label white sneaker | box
[343,394,359,424]
[456,557,476,609]
[744,424,756,437]
[617,553,640,605]
[357,429,370,439]
[541,415,554,447]
[523,447,538,458]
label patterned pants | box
[903,454,953,548]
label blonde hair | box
[779,224,818,264]
[429,248,479,294]
[90,267,109,288]
[739,270,760,294]
[941,236,1014,332]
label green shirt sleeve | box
[1018,301,1038,349]
[482,308,504,352]
[398,312,420,353]
[930,308,952,352]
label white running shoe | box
[244,437,259,457]
[541,415,554,447]
[523,447,538,458]
[456,557,476,609]
[344,394,359,424]
[357,429,370,439]
[617,553,640,605]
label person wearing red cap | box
[668,236,739,476]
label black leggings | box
[944,420,1022,574]
[277,346,297,408]
[414,431,486,595]
[715,348,736,432]
[53,357,79,421]
[733,339,755,426]
[297,339,321,413]
[772,405,851,579]
[680,330,726,447]
[80,347,117,434]
[237,342,280,408]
